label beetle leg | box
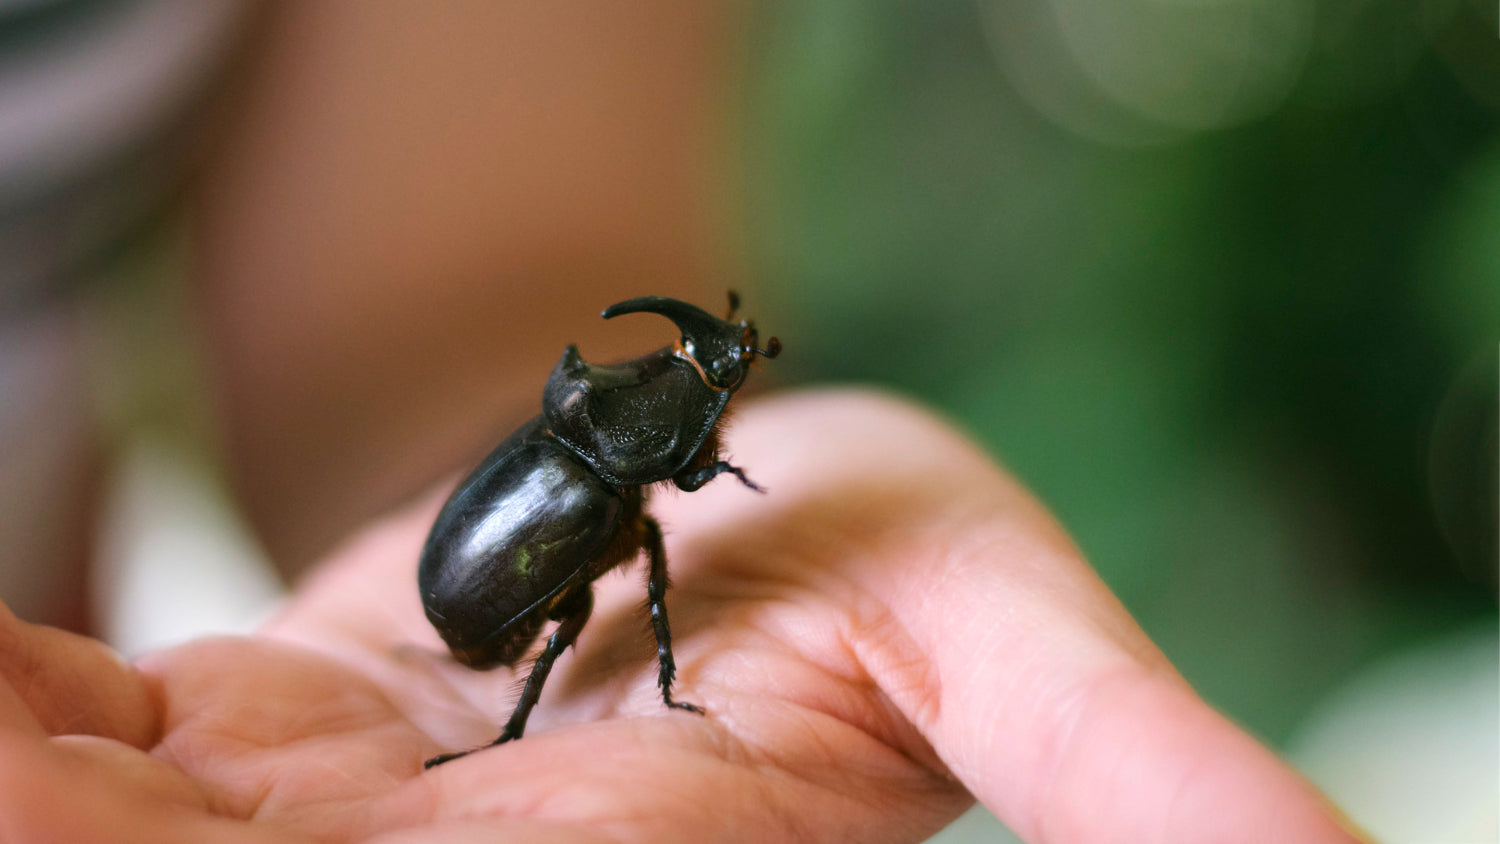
[642,516,706,715]
[673,460,765,493]
[499,589,595,737]
[423,588,595,769]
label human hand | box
[0,391,1361,842]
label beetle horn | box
[601,295,741,364]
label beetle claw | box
[422,723,525,769]
[667,699,706,716]
[734,471,767,494]
[423,748,474,769]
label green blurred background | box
[742,4,1498,837]
[743,0,1497,750]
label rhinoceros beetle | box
[418,293,779,768]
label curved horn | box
[602,295,721,331]
[601,295,740,363]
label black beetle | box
[418,293,780,768]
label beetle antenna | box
[725,290,741,320]
[755,336,782,359]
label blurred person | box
[0,0,252,633]
[0,3,1365,842]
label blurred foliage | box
[743,0,1498,744]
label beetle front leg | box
[424,588,595,769]
[674,460,765,493]
[641,516,705,715]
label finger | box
[0,600,160,747]
[700,389,1362,844]
[0,730,302,844]
[0,671,44,735]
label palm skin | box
[0,392,1360,843]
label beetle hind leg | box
[423,588,595,769]
[641,516,706,715]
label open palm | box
[0,392,1357,843]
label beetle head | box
[602,294,780,391]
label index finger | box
[704,389,1363,844]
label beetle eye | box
[709,356,743,388]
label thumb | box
[0,600,160,747]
